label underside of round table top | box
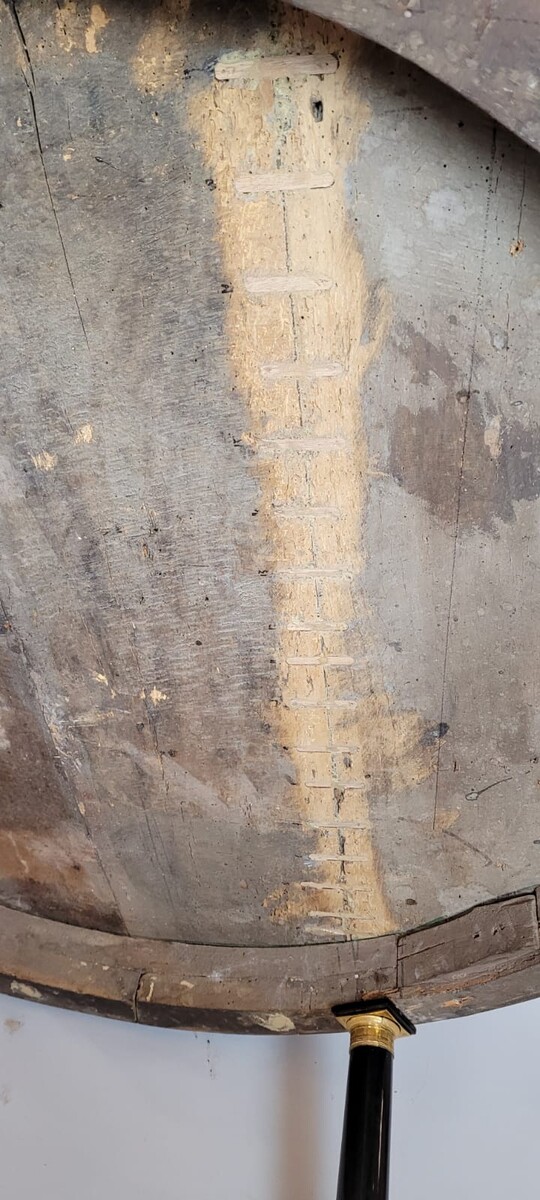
[0,0,539,1029]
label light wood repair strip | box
[286,621,349,632]
[293,747,361,755]
[302,882,372,892]
[258,435,350,453]
[307,781,368,789]
[308,821,372,830]
[261,360,344,381]
[215,54,338,81]
[274,566,353,579]
[273,504,341,519]
[304,924,347,935]
[235,171,334,195]
[305,927,353,937]
[309,854,372,863]
[293,746,362,754]
[286,656,355,666]
[286,697,362,708]
[244,273,333,295]
[309,910,373,919]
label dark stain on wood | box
[388,395,540,532]
[0,637,72,837]
[397,323,458,389]
[0,623,126,933]
[0,876,127,935]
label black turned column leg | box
[333,1001,415,1200]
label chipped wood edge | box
[1,891,540,1032]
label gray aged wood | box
[398,895,539,985]
[0,0,539,1029]
[294,0,540,153]
[2,893,540,1031]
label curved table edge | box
[294,0,540,153]
[1,891,540,1031]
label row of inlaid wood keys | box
[213,46,391,938]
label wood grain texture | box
[399,896,539,985]
[0,0,539,1018]
[2,893,540,1031]
[0,0,317,945]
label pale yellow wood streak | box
[191,10,434,939]
[132,0,189,94]
[54,0,109,54]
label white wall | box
[0,990,539,1199]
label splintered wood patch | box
[190,10,436,940]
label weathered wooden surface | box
[0,0,539,1026]
[2,892,540,1031]
[294,0,540,153]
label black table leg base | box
[333,1001,415,1200]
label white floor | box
[0,989,538,1199]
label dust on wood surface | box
[0,0,539,977]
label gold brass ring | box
[336,1010,409,1055]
